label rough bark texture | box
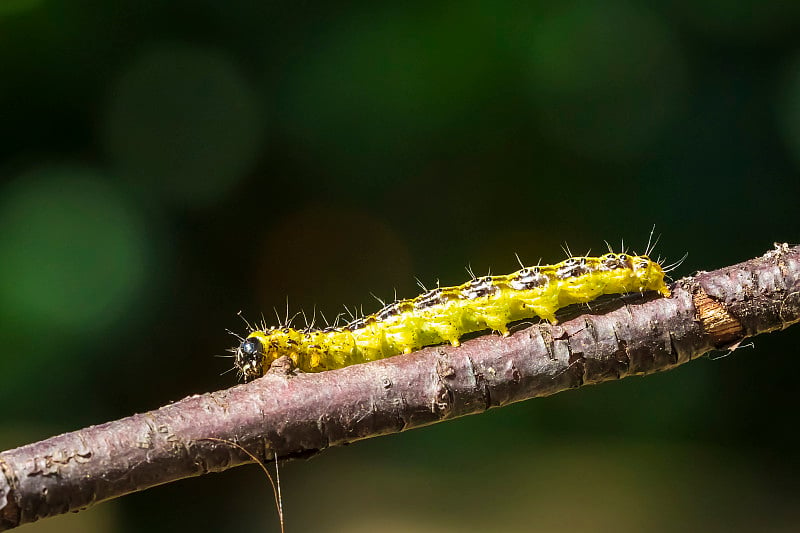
[1,244,798,530]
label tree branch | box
[1,244,799,530]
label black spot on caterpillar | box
[231,247,677,381]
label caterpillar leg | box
[542,314,558,325]
[488,324,510,336]
[433,324,461,347]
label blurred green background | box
[1,1,799,532]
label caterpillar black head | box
[235,336,265,380]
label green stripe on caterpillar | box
[231,249,676,380]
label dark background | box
[1,1,799,532]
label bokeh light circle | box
[104,43,263,208]
[0,166,150,337]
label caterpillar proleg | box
[232,249,674,380]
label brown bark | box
[1,243,798,530]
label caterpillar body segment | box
[234,252,669,380]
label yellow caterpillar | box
[232,251,671,380]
